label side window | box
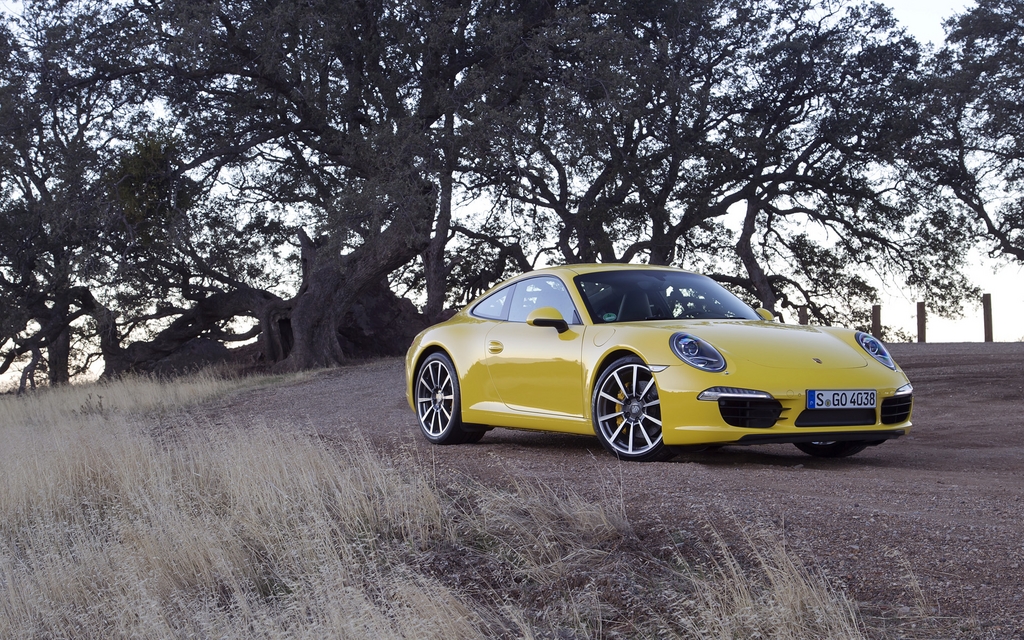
[507,277,580,324]
[472,285,512,320]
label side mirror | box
[755,307,774,322]
[527,307,570,333]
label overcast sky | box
[883,0,970,45]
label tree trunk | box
[89,287,284,377]
[258,302,294,362]
[424,114,455,322]
[279,206,432,371]
[736,200,778,313]
[47,326,71,386]
[18,345,42,395]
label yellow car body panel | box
[406,264,913,451]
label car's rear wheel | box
[794,440,869,458]
[592,356,671,461]
[415,353,473,444]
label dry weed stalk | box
[676,520,866,639]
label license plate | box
[806,389,876,409]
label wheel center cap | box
[626,400,643,419]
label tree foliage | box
[0,0,1015,386]
[0,1,152,386]
[918,0,1024,262]
[459,0,976,319]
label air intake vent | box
[880,395,913,424]
[718,398,784,429]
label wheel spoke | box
[599,390,622,404]
[599,411,624,422]
[643,398,660,408]
[642,414,662,426]
[639,377,655,400]
[612,371,628,398]
[627,423,634,453]
[609,421,626,442]
[638,422,654,447]
[632,365,638,395]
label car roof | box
[530,263,697,277]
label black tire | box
[414,353,471,445]
[462,428,488,444]
[592,356,672,462]
[794,440,869,458]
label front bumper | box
[653,363,913,447]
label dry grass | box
[0,369,310,426]
[676,523,865,639]
[1,373,893,638]
[1,376,483,638]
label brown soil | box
[216,342,1024,638]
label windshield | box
[573,270,759,323]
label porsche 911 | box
[405,264,913,461]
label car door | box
[484,276,586,417]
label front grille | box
[719,398,784,429]
[880,395,913,424]
[794,408,876,427]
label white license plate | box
[806,389,876,409]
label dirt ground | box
[216,342,1024,637]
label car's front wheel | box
[415,352,476,445]
[592,356,671,461]
[794,441,868,458]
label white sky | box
[883,0,968,46]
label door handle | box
[487,340,504,354]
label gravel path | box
[213,342,1024,637]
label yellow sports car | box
[406,264,913,461]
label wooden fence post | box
[871,305,881,339]
[917,301,927,343]
[983,293,993,342]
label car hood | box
[636,320,869,370]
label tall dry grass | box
[677,524,864,639]
[0,369,308,426]
[1,373,879,638]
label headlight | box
[856,332,896,370]
[670,333,726,372]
